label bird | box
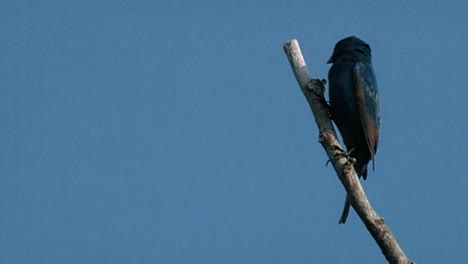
[327,36,381,224]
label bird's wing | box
[353,61,381,169]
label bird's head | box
[327,36,372,64]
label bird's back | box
[328,60,373,178]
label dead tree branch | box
[283,39,414,264]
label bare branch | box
[283,39,414,264]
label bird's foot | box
[326,147,355,166]
[335,147,355,159]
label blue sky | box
[1,0,467,263]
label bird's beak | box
[327,55,334,64]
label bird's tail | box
[338,159,368,224]
[339,195,351,224]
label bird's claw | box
[335,147,355,159]
[326,147,355,166]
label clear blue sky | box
[1,0,467,263]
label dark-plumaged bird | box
[327,36,381,224]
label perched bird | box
[327,36,381,224]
